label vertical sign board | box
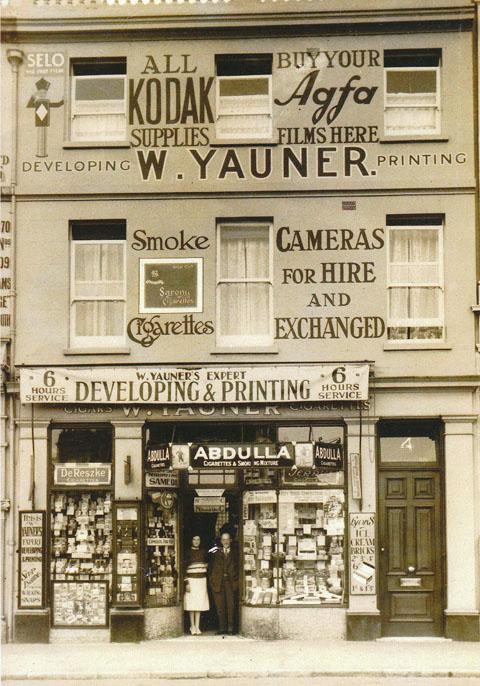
[349,513,376,595]
[18,511,46,609]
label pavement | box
[2,635,480,681]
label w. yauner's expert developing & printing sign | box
[20,364,369,404]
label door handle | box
[380,547,386,552]
[407,565,416,574]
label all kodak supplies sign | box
[20,364,369,404]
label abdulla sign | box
[145,441,343,471]
[20,364,369,404]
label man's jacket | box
[208,545,239,593]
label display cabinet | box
[144,491,178,607]
[113,501,141,607]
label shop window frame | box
[377,419,442,467]
[216,219,274,349]
[386,215,445,343]
[69,58,128,145]
[383,50,442,139]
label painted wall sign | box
[194,496,226,513]
[145,471,179,489]
[53,463,112,486]
[18,511,45,609]
[20,364,369,404]
[139,258,203,313]
[192,443,294,468]
[0,210,11,340]
[349,512,376,595]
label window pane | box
[388,326,443,340]
[389,287,440,321]
[380,436,437,462]
[219,283,270,337]
[220,226,269,279]
[71,113,126,142]
[74,300,124,337]
[75,77,125,101]
[74,243,124,297]
[51,427,113,463]
[390,229,438,262]
[220,78,269,97]
[387,70,437,94]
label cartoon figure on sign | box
[27,78,64,158]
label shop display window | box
[279,426,344,486]
[50,492,113,586]
[52,580,108,627]
[113,502,141,606]
[242,488,345,606]
[51,426,113,463]
[144,492,179,607]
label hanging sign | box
[20,364,370,404]
[349,513,376,595]
[191,443,294,468]
[145,444,171,470]
[53,463,111,486]
[194,496,226,513]
[145,471,179,489]
[18,511,46,609]
[314,442,343,473]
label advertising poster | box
[18,511,45,609]
[349,513,376,595]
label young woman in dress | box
[184,534,209,635]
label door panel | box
[379,470,443,636]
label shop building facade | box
[1,0,479,644]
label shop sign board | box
[145,471,179,489]
[349,512,376,595]
[315,442,343,472]
[18,511,45,609]
[145,444,171,470]
[20,364,370,404]
[53,463,111,486]
[192,442,294,468]
[194,496,226,513]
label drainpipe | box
[6,48,23,642]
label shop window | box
[379,419,439,463]
[145,492,179,607]
[384,50,441,136]
[70,59,127,143]
[243,489,345,606]
[278,426,344,486]
[387,215,444,341]
[51,426,113,463]
[70,220,126,348]
[215,54,273,140]
[216,221,273,347]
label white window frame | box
[384,65,441,136]
[70,238,126,349]
[70,73,127,143]
[386,223,444,340]
[216,222,274,348]
[216,74,273,140]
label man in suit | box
[208,531,238,635]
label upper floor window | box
[387,214,444,341]
[70,59,127,143]
[216,220,273,347]
[215,54,273,141]
[70,221,126,348]
[384,50,441,137]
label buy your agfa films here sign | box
[20,364,369,404]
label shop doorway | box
[378,468,444,636]
[182,490,240,635]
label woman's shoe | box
[195,628,202,635]
[190,626,195,635]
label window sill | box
[383,341,451,351]
[379,136,448,144]
[211,346,279,355]
[63,140,131,149]
[210,138,278,147]
[63,347,131,355]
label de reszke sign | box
[20,364,369,404]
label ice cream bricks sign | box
[20,364,369,404]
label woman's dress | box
[184,547,210,611]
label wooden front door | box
[379,470,444,636]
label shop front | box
[14,364,479,643]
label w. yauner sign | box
[20,364,369,404]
